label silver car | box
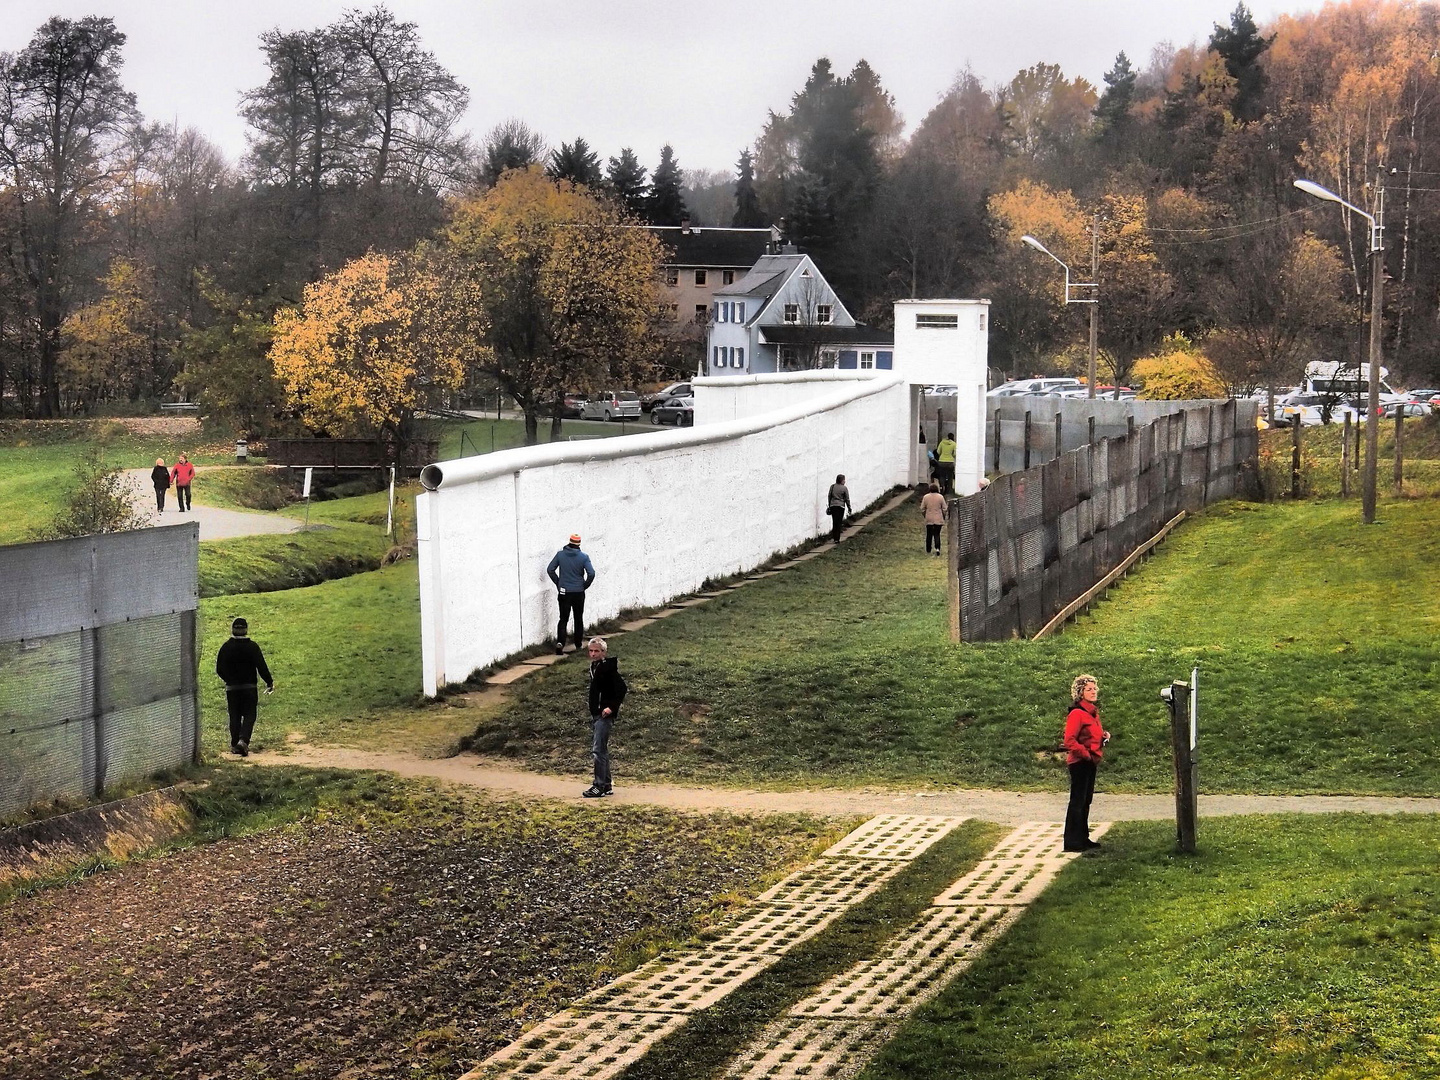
[580,391,642,422]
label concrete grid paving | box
[459,814,965,1080]
[721,821,1106,1080]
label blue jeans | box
[590,715,612,791]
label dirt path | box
[121,468,302,541]
[250,747,1440,823]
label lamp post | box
[1294,177,1384,524]
[1021,232,1099,399]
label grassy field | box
[1260,413,1440,498]
[473,495,1440,795]
[436,415,634,459]
[861,814,1440,1080]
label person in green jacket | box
[935,432,957,494]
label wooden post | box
[1023,410,1033,470]
[1054,411,1063,461]
[1127,415,1136,442]
[992,409,1001,474]
[1168,680,1197,854]
[1394,410,1405,497]
[1088,415,1096,446]
[1341,414,1351,498]
[1291,417,1302,499]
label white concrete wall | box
[416,373,909,694]
[893,300,989,493]
[693,370,886,426]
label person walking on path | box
[171,453,196,512]
[935,432,958,494]
[827,474,852,543]
[150,458,171,513]
[1063,673,1109,852]
[547,533,595,655]
[920,481,946,557]
[216,617,274,757]
[584,636,626,798]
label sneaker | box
[237,741,249,757]
[582,786,605,798]
[555,646,565,656]
[1062,844,1087,853]
[230,743,242,755]
[601,788,614,796]
[1083,840,1102,850]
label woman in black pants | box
[150,458,171,513]
[1062,673,1109,852]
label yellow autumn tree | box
[1135,334,1226,400]
[60,260,164,410]
[270,251,467,446]
[444,167,667,443]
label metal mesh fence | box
[0,524,199,820]
[951,401,1259,642]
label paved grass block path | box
[722,821,1109,1080]
[460,814,965,1080]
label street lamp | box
[1021,233,1099,399]
[1293,177,1384,524]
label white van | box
[988,377,1084,397]
[1301,362,1403,404]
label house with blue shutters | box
[705,251,893,375]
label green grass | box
[473,495,1440,795]
[1261,413,1440,499]
[860,814,1440,1080]
[436,415,636,459]
[199,562,422,749]
[619,819,1005,1080]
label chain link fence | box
[0,524,200,821]
[949,400,1259,641]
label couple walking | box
[150,454,196,513]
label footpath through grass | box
[476,495,1440,795]
[861,814,1440,1080]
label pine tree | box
[606,148,649,218]
[546,137,603,188]
[1210,3,1274,123]
[1093,52,1137,154]
[647,144,687,226]
[732,149,765,227]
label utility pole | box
[1088,214,1100,400]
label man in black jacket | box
[215,617,274,756]
[584,636,626,798]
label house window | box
[713,345,724,368]
[817,304,832,324]
[665,268,678,286]
[715,303,726,323]
[695,304,708,323]
[780,346,797,367]
[916,313,959,329]
[722,269,735,285]
[669,304,679,320]
[784,303,799,323]
[979,313,987,331]
[859,351,876,370]
[820,349,838,367]
[735,302,745,322]
[736,347,745,368]
[728,346,737,366]
[695,269,707,286]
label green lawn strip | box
[436,416,633,459]
[476,496,1440,795]
[1261,414,1440,498]
[860,814,1440,1080]
[198,521,391,597]
[618,819,1007,1080]
[198,562,422,749]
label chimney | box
[680,217,692,235]
[782,242,798,255]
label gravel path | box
[250,747,1440,823]
[121,468,302,541]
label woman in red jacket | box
[1063,673,1110,852]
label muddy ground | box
[0,796,832,1079]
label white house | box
[706,252,894,375]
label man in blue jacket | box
[546,533,596,655]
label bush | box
[31,447,147,539]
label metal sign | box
[1190,666,1198,751]
[302,466,313,498]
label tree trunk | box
[523,407,539,445]
[549,395,564,442]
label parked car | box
[1274,393,1361,426]
[1376,400,1432,419]
[579,390,642,421]
[921,384,959,396]
[641,382,693,412]
[650,395,695,426]
[988,377,1084,397]
[560,392,588,419]
[1405,388,1439,402]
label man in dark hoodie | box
[584,636,626,797]
[215,617,274,756]
[546,533,596,655]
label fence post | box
[1341,414,1351,498]
[180,609,199,763]
[1166,680,1197,854]
[992,409,1001,474]
[946,499,961,642]
[1054,412,1063,461]
[1088,415,1096,446]
[1394,410,1405,497]
[1023,411,1033,470]
[1203,404,1214,505]
[90,624,105,797]
[1127,415,1136,442]
[1291,418,1302,499]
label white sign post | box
[386,466,396,537]
[302,466,313,529]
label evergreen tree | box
[732,149,766,227]
[605,148,649,218]
[546,137,603,188]
[480,119,546,186]
[647,144,687,226]
[1210,3,1274,123]
[788,175,835,249]
[1093,52,1138,155]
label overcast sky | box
[5,0,1324,175]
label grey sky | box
[5,0,1323,176]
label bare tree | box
[478,119,547,187]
